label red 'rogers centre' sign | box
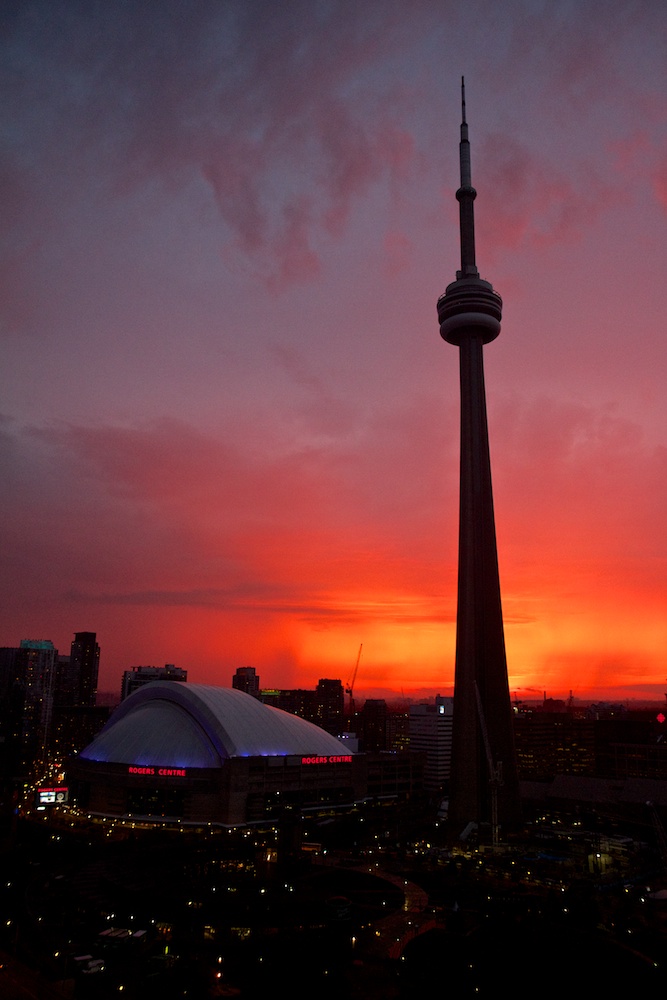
[127,766,187,777]
[301,755,353,765]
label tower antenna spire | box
[457,75,478,278]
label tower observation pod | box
[437,80,521,838]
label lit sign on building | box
[127,766,187,777]
[37,787,69,805]
[301,755,353,765]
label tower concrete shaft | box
[437,81,521,834]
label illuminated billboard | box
[37,787,69,806]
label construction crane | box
[345,644,362,726]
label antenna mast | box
[457,76,479,279]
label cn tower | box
[437,80,521,838]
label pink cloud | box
[477,135,616,254]
[654,154,667,213]
[383,229,414,278]
[1,395,456,615]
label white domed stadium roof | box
[80,682,348,768]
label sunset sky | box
[1,1,666,704]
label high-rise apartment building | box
[16,640,58,771]
[409,697,454,792]
[68,631,100,707]
[0,633,104,773]
[314,678,345,736]
[360,698,388,751]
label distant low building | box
[258,680,345,737]
[513,713,596,781]
[121,664,187,702]
[232,666,260,697]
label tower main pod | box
[437,82,521,836]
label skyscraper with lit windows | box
[69,631,100,707]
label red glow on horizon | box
[1,6,666,707]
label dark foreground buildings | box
[438,82,521,836]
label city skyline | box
[1,2,666,703]
[3,628,666,710]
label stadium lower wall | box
[67,751,425,827]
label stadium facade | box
[67,682,423,827]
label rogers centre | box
[67,682,423,827]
